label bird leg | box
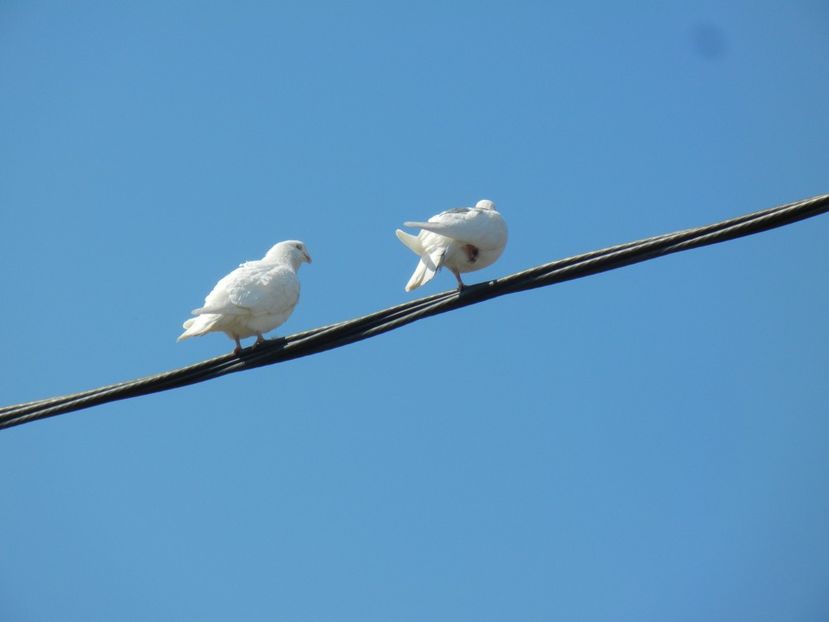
[233,337,243,355]
[254,334,266,347]
[451,269,466,290]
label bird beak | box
[303,250,312,263]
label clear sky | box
[2,2,828,620]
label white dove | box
[395,199,508,291]
[177,240,312,354]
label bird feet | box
[233,335,265,356]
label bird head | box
[266,240,312,268]
[475,199,496,210]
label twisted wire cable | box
[2,193,827,430]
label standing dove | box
[395,199,507,291]
[178,240,312,354]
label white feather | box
[178,240,311,351]
[395,199,507,291]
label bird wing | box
[227,264,299,315]
[404,208,482,242]
[192,265,251,316]
[417,232,449,271]
[194,261,298,316]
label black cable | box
[2,193,827,430]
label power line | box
[2,193,828,430]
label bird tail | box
[395,229,423,255]
[177,314,220,341]
[404,247,447,292]
[404,259,437,292]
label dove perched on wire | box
[177,240,312,354]
[395,199,508,291]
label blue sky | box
[2,2,828,620]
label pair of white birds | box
[178,199,508,353]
